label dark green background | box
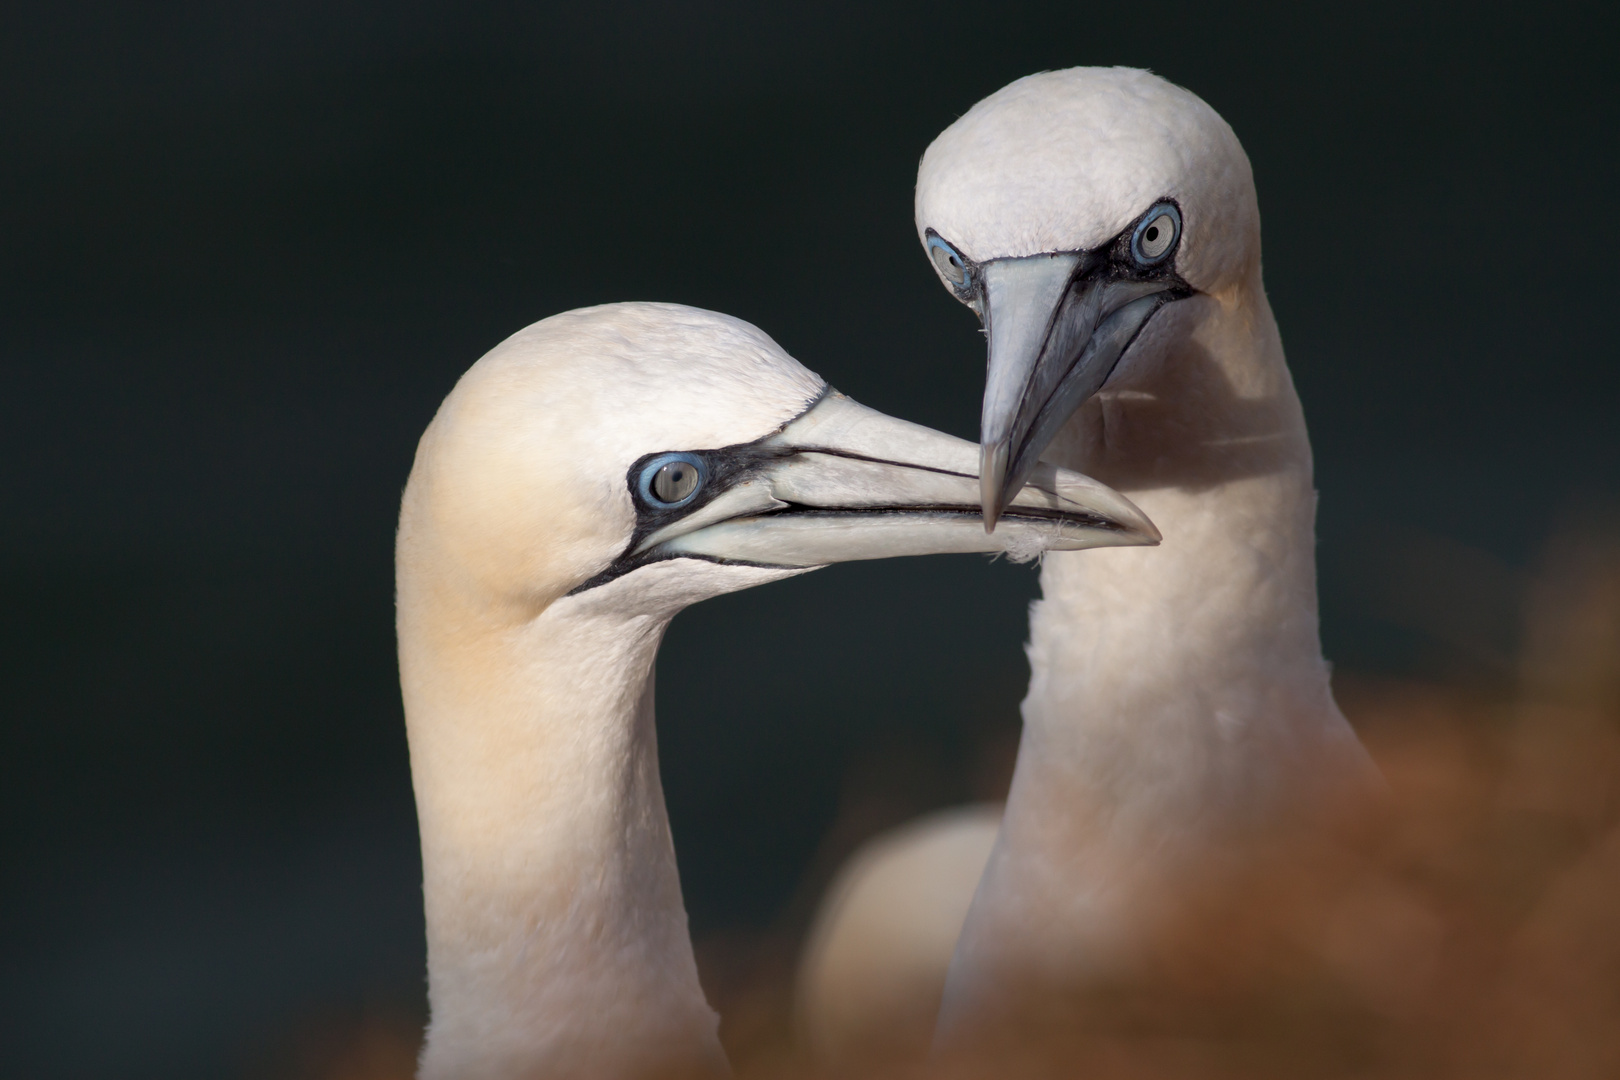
[3,3,1615,1075]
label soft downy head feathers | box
[397,303,826,612]
[916,66,1259,292]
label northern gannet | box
[924,65,1383,1052]
[801,67,1383,1063]
[394,301,1156,1079]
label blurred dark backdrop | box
[2,2,1615,1076]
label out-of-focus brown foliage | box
[713,518,1620,1080]
[282,519,1620,1079]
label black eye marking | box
[565,443,789,596]
[565,390,834,596]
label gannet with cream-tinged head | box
[394,302,1156,1080]
[915,66,1384,1052]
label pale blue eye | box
[1131,204,1181,265]
[927,234,971,288]
[638,452,707,508]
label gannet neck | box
[399,556,756,1080]
[941,277,1377,1029]
[1030,279,1365,829]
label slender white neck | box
[941,279,1376,1032]
[397,565,729,1080]
[1022,282,1367,846]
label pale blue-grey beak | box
[979,255,1188,529]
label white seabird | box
[394,301,1156,1080]
[799,67,1384,1063]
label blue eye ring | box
[926,233,972,290]
[637,452,708,509]
[1130,203,1182,266]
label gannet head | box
[915,67,1259,526]
[399,302,1158,617]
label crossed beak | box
[637,391,1159,568]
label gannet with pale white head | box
[796,68,1381,1060]
[394,301,1156,1080]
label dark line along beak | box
[978,254,1188,530]
[638,392,1159,568]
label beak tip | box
[1120,498,1161,546]
[979,439,1011,533]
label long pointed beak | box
[979,255,1187,529]
[640,392,1158,568]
